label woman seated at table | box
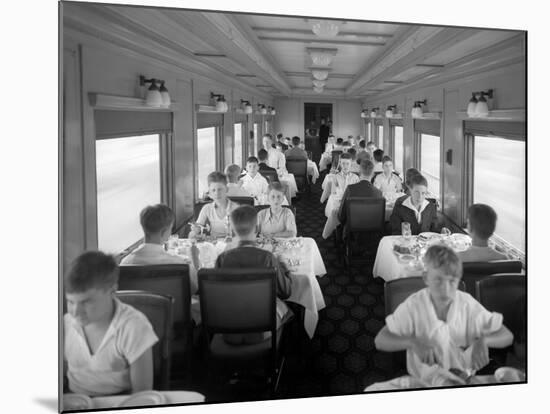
[189,172,237,239]
[257,182,297,238]
[402,167,421,194]
[373,156,403,198]
[389,174,438,235]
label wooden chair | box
[344,197,386,273]
[286,157,310,193]
[330,150,343,169]
[462,260,523,296]
[116,290,174,390]
[198,268,291,394]
[227,196,255,206]
[194,200,212,220]
[254,204,297,217]
[260,169,279,184]
[118,264,192,378]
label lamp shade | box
[312,80,326,88]
[145,79,163,107]
[270,108,276,115]
[312,69,329,81]
[361,110,368,118]
[467,93,478,117]
[310,51,333,67]
[312,20,340,37]
[313,86,324,93]
[260,105,267,115]
[215,100,225,112]
[370,109,378,117]
[411,106,422,118]
[475,94,489,117]
[244,103,253,114]
[159,81,171,107]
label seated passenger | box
[285,136,308,159]
[258,149,279,181]
[373,156,403,197]
[322,153,360,206]
[257,182,297,238]
[190,172,237,238]
[357,139,367,153]
[334,138,344,152]
[402,167,421,195]
[347,148,360,174]
[225,164,251,197]
[458,204,508,262]
[389,174,438,235]
[263,134,286,172]
[342,141,352,152]
[338,159,383,228]
[366,141,376,156]
[121,204,187,266]
[215,205,292,344]
[356,149,373,164]
[64,251,158,396]
[241,156,269,202]
[374,245,513,386]
[373,149,384,173]
[276,133,288,151]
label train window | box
[472,135,525,252]
[419,133,441,201]
[234,123,243,167]
[252,123,259,156]
[366,121,372,141]
[197,127,217,197]
[392,125,404,175]
[378,125,384,150]
[96,134,161,254]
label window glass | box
[197,127,217,197]
[234,123,243,168]
[378,125,384,150]
[393,126,404,175]
[420,133,440,201]
[367,122,372,141]
[96,134,160,253]
[473,135,525,252]
[253,123,259,156]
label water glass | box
[441,227,452,238]
[402,222,412,239]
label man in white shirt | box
[263,134,286,172]
[224,164,251,197]
[373,149,384,173]
[121,204,187,266]
[241,156,269,203]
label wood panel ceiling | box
[62,3,525,99]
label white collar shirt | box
[241,173,269,201]
[64,298,158,396]
[402,196,430,224]
[120,243,187,266]
[267,148,286,171]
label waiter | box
[319,118,330,147]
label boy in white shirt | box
[64,251,158,396]
[225,164,251,197]
[120,204,187,266]
[458,204,509,262]
[241,156,269,203]
[374,245,513,387]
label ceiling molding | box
[347,27,485,95]
[62,7,273,100]
[285,71,354,79]
[258,36,386,46]
[251,26,394,39]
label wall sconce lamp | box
[258,104,267,115]
[370,107,379,118]
[268,106,276,115]
[361,108,369,118]
[140,75,169,107]
[475,89,493,117]
[411,99,427,118]
[385,105,397,118]
[240,99,253,114]
[210,92,228,113]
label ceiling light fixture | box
[312,80,326,88]
[311,69,330,81]
[411,99,427,118]
[313,86,324,94]
[210,92,228,113]
[307,48,337,67]
[311,20,340,37]
[240,99,253,114]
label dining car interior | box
[59,0,527,411]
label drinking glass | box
[441,227,452,238]
[402,222,412,239]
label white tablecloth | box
[319,152,332,172]
[279,172,297,198]
[364,375,498,391]
[181,237,326,338]
[373,236,424,282]
[307,160,320,184]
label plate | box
[63,393,93,410]
[399,254,415,262]
[118,391,166,407]
[419,232,440,238]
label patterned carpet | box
[173,172,405,402]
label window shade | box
[389,119,403,127]
[414,119,441,136]
[95,110,172,139]
[196,113,224,129]
[464,121,525,141]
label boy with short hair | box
[373,149,384,173]
[366,141,376,155]
[121,204,187,266]
[241,156,269,202]
[64,251,158,396]
[374,245,513,386]
[215,205,292,344]
[458,204,508,262]
[225,164,251,197]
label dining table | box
[307,159,320,184]
[170,236,327,338]
[318,151,332,172]
[319,174,400,239]
[372,233,473,282]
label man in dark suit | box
[319,118,330,147]
[338,159,384,228]
[258,149,279,183]
[285,136,308,159]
